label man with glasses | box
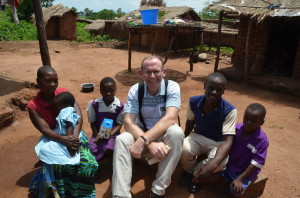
[178,72,237,194]
[112,56,184,198]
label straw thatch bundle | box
[112,6,200,31]
[83,20,106,31]
[32,4,76,24]
[209,0,300,22]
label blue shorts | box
[219,169,251,196]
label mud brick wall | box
[293,41,300,78]
[133,29,197,50]
[105,21,128,40]
[203,31,237,48]
[59,12,77,40]
[233,15,269,72]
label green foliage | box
[0,7,13,22]
[84,8,126,20]
[158,10,166,20]
[18,0,54,21]
[201,44,234,54]
[0,20,37,41]
[199,8,219,19]
[187,44,234,55]
[76,22,117,42]
[90,9,116,20]
[198,0,220,19]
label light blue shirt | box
[125,79,181,129]
[35,107,81,165]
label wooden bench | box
[239,174,268,198]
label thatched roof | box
[202,21,238,34]
[84,20,105,31]
[113,6,201,30]
[41,4,76,23]
[209,0,300,22]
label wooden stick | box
[244,17,253,81]
[214,10,224,72]
[128,30,133,72]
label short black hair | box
[100,77,116,88]
[37,66,56,79]
[55,92,75,107]
[205,72,227,85]
[247,103,266,119]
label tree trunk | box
[32,0,51,66]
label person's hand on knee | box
[148,142,170,160]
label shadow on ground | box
[0,75,25,96]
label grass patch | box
[76,22,118,42]
[186,44,234,55]
[0,21,37,41]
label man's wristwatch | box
[140,135,149,146]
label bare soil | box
[0,41,299,198]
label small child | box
[221,103,269,197]
[86,77,124,162]
[35,91,81,165]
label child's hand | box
[94,134,102,143]
[230,179,244,195]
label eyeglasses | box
[143,70,162,76]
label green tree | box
[94,9,116,20]
[71,7,77,13]
[198,0,220,19]
[18,0,54,21]
[116,8,126,18]
[84,8,94,17]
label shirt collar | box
[95,96,121,107]
[144,79,166,97]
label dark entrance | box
[264,17,300,77]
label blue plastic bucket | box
[139,9,159,25]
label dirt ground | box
[0,41,299,198]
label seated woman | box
[27,66,98,198]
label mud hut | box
[40,4,77,40]
[83,20,106,35]
[208,0,300,94]
[112,6,202,49]
[83,20,116,36]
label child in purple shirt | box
[221,103,269,197]
[86,77,124,164]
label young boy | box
[222,103,269,197]
[86,77,124,162]
[179,72,237,194]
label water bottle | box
[99,118,113,139]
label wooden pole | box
[128,30,133,72]
[214,10,224,72]
[32,0,51,66]
[244,18,253,81]
[163,30,177,65]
